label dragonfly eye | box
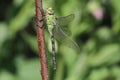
[46,7,54,15]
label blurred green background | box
[0,0,120,80]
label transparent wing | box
[55,14,75,36]
[56,14,75,26]
[60,27,72,36]
[53,27,80,52]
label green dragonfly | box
[42,7,80,70]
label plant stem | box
[35,0,49,80]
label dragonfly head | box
[46,7,54,15]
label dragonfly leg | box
[36,23,44,29]
[36,17,45,29]
[36,17,44,22]
[36,6,46,29]
[36,6,45,15]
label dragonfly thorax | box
[45,8,55,35]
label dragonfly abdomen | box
[50,34,57,70]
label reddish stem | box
[35,0,49,80]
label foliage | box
[0,0,120,80]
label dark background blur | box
[0,0,120,80]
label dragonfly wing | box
[56,14,75,26]
[53,27,80,52]
[60,27,72,36]
[55,14,75,36]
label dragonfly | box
[41,7,80,70]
